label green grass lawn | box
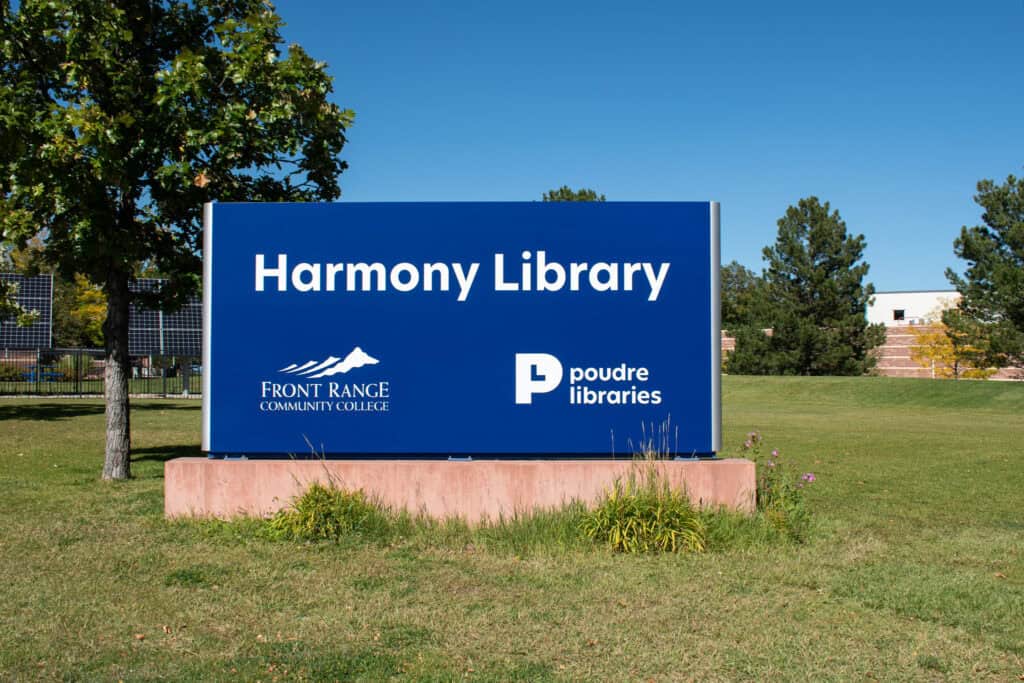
[1,376,1023,681]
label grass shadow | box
[0,401,199,422]
[0,402,106,421]
[132,444,202,463]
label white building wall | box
[866,291,961,326]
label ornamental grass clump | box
[581,467,706,554]
[267,482,392,542]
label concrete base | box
[164,458,756,521]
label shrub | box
[0,363,24,381]
[55,353,94,381]
[266,482,392,542]
[580,467,706,553]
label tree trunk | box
[102,273,131,480]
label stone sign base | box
[164,458,756,521]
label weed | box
[627,415,681,460]
[740,431,815,542]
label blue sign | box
[202,202,720,457]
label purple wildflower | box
[801,472,816,483]
[771,449,779,458]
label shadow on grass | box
[168,637,559,683]
[132,444,202,463]
[0,401,199,422]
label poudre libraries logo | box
[515,353,664,407]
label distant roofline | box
[873,289,959,295]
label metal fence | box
[0,348,201,397]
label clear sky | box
[274,0,1023,291]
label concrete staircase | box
[873,327,933,378]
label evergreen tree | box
[720,260,767,331]
[727,197,885,375]
[542,186,605,202]
[945,173,1024,366]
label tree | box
[909,312,995,380]
[726,197,885,375]
[0,279,38,326]
[1,1,353,479]
[0,242,40,326]
[945,174,1024,367]
[61,274,106,347]
[542,186,605,202]
[720,260,767,331]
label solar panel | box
[128,279,202,356]
[0,273,53,349]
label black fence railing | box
[0,348,201,397]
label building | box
[721,289,1020,380]
[866,290,961,327]
[869,290,960,378]
[866,290,1022,380]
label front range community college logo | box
[259,346,391,413]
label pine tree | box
[542,186,605,202]
[720,260,767,331]
[945,174,1024,366]
[727,197,885,375]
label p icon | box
[515,353,564,404]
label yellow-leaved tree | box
[909,310,995,380]
[69,275,106,348]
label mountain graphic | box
[280,357,340,376]
[279,347,379,379]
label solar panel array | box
[0,273,53,349]
[128,279,202,356]
[0,274,200,354]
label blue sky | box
[275,0,1023,291]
